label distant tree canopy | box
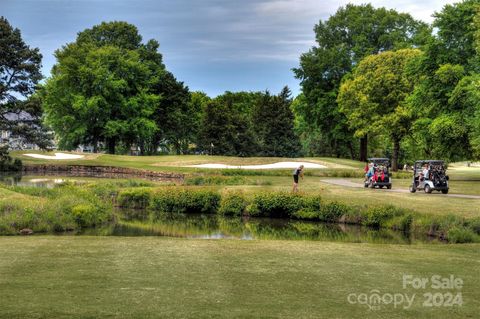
[293,4,430,161]
[294,0,480,163]
[0,16,51,150]
[338,49,422,170]
[198,88,301,157]
[404,0,480,161]
[6,1,479,162]
[42,21,194,154]
[252,87,301,157]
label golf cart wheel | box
[364,183,368,188]
[424,185,432,194]
[409,185,416,193]
[386,185,391,189]
[379,185,384,189]
[441,189,449,194]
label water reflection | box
[79,213,439,244]
[0,172,174,186]
[0,173,69,188]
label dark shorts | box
[293,175,299,183]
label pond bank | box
[21,164,184,182]
[1,180,479,243]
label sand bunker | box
[24,152,84,160]
[186,161,326,169]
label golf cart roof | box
[368,158,390,162]
[415,160,445,165]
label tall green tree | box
[197,91,261,156]
[197,97,257,156]
[293,4,430,161]
[405,0,480,161]
[292,94,326,156]
[42,22,163,154]
[145,71,196,155]
[406,63,473,161]
[0,16,51,150]
[338,49,422,170]
[252,87,301,157]
[426,0,480,72]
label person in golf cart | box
[364,158,392,189]
[416,164,429,183]
[410,160,449,194]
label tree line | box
[1,19,300,157]
[294,0,480,168]
[1,0,479,165]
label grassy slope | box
[0,237,478,319]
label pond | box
[0,172,166,187]
[75,213,440,244]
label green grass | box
[2,155,480,317]
[11,151,357,171]
[0,237,478,319]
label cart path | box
[320,178,480,199]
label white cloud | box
[1,0,464,95]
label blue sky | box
[1,0,458,97]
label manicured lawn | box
[11,151,357,172]
[0,237,478,319]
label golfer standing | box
[292,164,304,192]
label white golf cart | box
[409,160,449,194]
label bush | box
[248,192,304,218]
[218,192,247,216]
[247,192,321,218]
[447,227,477,243]
[150,188,220,216]
[466,217,480,235]
[363,206,407,228]
[71,204,108,227]
[117,188,152,209]
[386,214,414,232]
[0,147,22,172]
[184,175,247,186]
[319,202,351,222]
[0,183,113,234]
[292,209,319,220]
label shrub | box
[319,202,351,222]
[247,192,320,218]
[386,214,414,232]
[0,146,22,172]
[447,227,477,243]
[150,188,220,216]
[292,209,319,220]
[184,175,247,186]
[218,192,247,216]
[86,183,119,200]
[363,206,407,228]
[466,217,480,235]
[248,192,304,218]
[71,204,103,227]
[0,183,114,234]
[117,188,152,209]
